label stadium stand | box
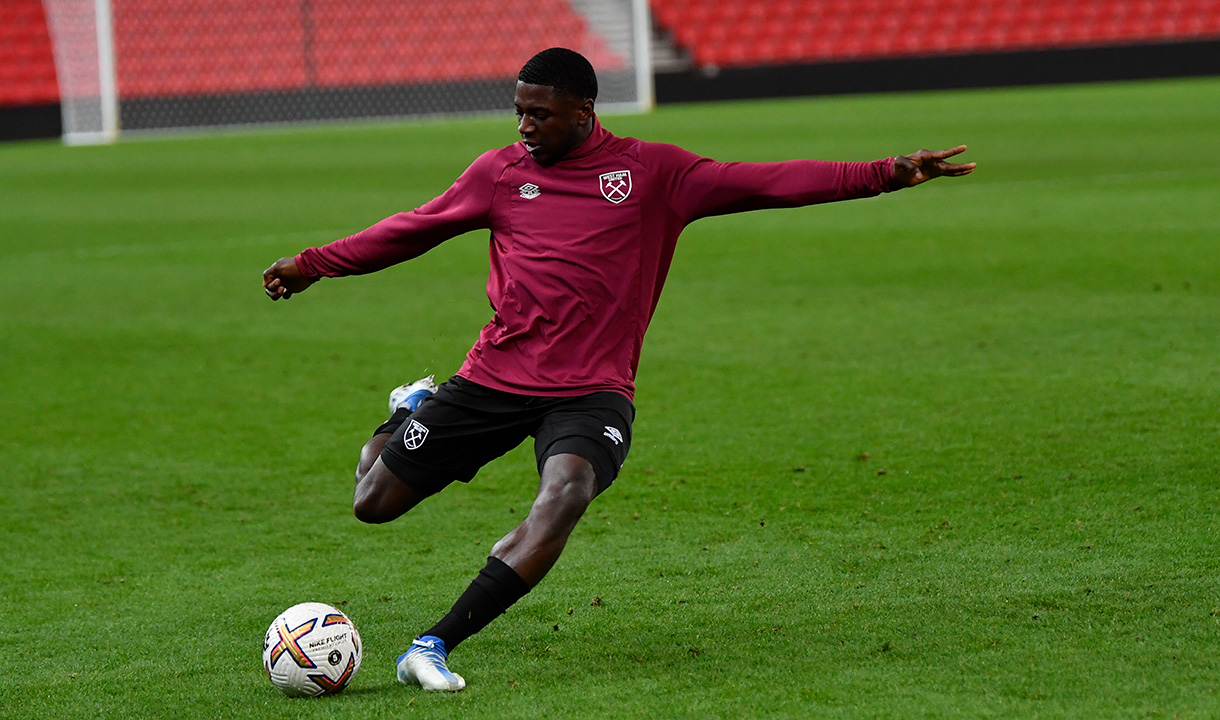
[110,0,622,98]
[4,0,1220,139]
[651,0,1220,69]
[0,0,58,107]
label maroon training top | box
[296,118,897,401]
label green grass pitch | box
[2,76,1218,719]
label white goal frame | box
[42,0,653,145]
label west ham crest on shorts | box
[599,170,632,204]
[403,419,429,450]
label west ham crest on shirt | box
[403,419,429,450]
[599,170,632,204]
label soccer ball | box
[262,602,362,697]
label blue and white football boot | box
[396,636,466,692]
[388,375,438,414]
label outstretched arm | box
[263,256,314,300]
[892,145,976,188]
[260,148,501,301]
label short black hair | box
[518,47,598,101]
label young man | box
[262,47,975,691]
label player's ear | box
[578,98,595,124]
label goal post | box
[43,0,120,144]
[42,0,654,144]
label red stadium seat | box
[650,0,1220,68]
[94,0,627,97]
[9,0,1220,106]
[0,0,58,106]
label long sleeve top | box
[296,118,897,401]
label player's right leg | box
[353,456,428,523]
[352,376,438,524]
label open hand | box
[892,145,976,188]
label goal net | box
[43,0,653,144]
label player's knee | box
[351,457,423,524]
[352,476,409,525]
[535,456,597,529]
[352,495,393,524]
[552,478,595,525]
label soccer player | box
[262,47,975,691]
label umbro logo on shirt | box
[517,173,633,203]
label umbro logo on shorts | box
[603,425,623,445]
[404,419,429,450]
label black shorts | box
[376,375,634,497]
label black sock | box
[424,556,530,652]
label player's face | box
[514,81,594,166]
